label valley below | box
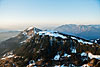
[0,31,20,43]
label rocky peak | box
[22,26,41,36]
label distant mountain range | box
[0,31,20,43]
[54,24,100,40]
[0,26,100,67]
[0,29,19,32]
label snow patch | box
[62,53,71,57]
[27,27,34,31]
[54,65,60,67]
[38,31,67,39]
[38,59,42,61]
[71,37,77,39]
[54,54,60,60]
[81,52,87,56]
[1,55,14,60]
[22,31,27,36]
[71,37,93,45]
[20,40,27,44]
[71,48,76,53]
[61,64,65,67]
[88,53,100,60]
[82,64,89,67]
[27,60,35,67]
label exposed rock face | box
[0,27,100,67]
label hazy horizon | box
[0,0,100,30]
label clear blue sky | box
[0,0,100,30]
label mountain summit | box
[0,26,41,57]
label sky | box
[0,0,100,30]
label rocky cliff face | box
[0,27,100,67]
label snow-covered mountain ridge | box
[0,26,100,67]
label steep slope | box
[55,24,100,39]
[0,27,41,57]
[0,29,100,67]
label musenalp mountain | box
[54,24,100,40]
[0,27,100,67]
[0,27,41,57]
